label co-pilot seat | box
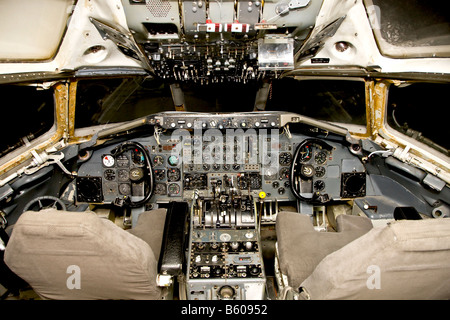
[4,208,168,300]
[276,211,374,290]
[276,211,450,299]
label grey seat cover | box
[299,218,450,299]
[276,211,373,288]
[4,208,167,300]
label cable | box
[290,138,333,203]
[111,141,154,208]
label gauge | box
[298,144,312,163]
[168,183,180,196]
[232,164,240,171]
[153,155,164,166]
[202,164,211,171]
[102,155,115,167]
[315,166,326,178]
[154,183,167,195]
[279,152,292,166]
[263,166,277,180]
[167,168,181,182]
[129,167,144,182]
[116,154,129,167]
[223,164,230,171]
[213,163,221,171]
[193,138,201,147]
[119,183,131,195]
[132,149,145,166]
[315,151,328,165]
[154,169,166,181]
[300,164,315,179]
[279,167,290,180]
[168,155,179,166]
[314,180,326,192]
[203,154,211,163]
[117,169,129,182]
[104,169,116,181]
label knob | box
[218,286,235,299]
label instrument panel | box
[75,113,367,206]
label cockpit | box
[0,0,450,302]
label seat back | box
[276,212,373,288]
[299,218,450,299]
[4,209,163,300]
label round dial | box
[279,167,290,180]
[315,151,328,164]
[167,168,181,182]
[102,155,115,167]
[300,165,315,179]
[104,169,116,181]
[154,183,167,195]
[129,167,144,182]
[298,144,312,163]
[153,155,164,166]
[154,169,166,181]
[279,152,292,166]
[168,155,179,166]
[263,166,277,180]
[132,149,145,166]
[168,183,180,195]
[314,180,326,191]
[315,166,326,178]
[119,183,131,195]
[117,169,129,182]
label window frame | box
[0,82,69,178]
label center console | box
[186,187,266,300]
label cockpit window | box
[265,78,367,130]
[75,77,259,128]
[0,85,54,158]
[386,82,449,156]
[75,77,366,131]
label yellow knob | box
[259,191,266,199]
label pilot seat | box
[4,208,170,300]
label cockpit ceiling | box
[0,0,75,61]
[364,0,450,58]
[1,0,450,81]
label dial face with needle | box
[102,155,115,167]
[298,144,312,163]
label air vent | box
[146,0,171,18]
